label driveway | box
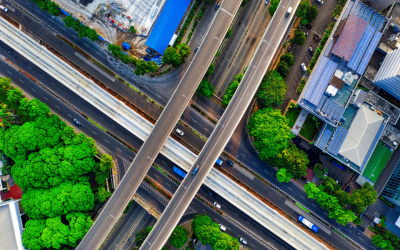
[278,0,339,110]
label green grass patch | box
[299,115,321,141]
[296,202,310,213]
[363,141,392,183]
[88,118,107,132]
[285,106,301,128]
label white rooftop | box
[0,200,25,250]
[339,106,384,166]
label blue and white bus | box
[298,215,319,233]
[173,166,187,178]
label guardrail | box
[0,15,327,250]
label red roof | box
[0,184,23,200]
[305,168,315,181]
[331,14,368,61]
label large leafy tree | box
[21,181,94,219]
[197,79,215,98]
[305,183,357,225]
[268,144,309,179]
[191,214,239,250]
[293,29,306,45]
[276,61,290,78]
[222,81,239,107]
[280,52,295,66]
[135,227,153,248]
[258,70,287,107]
[176,43,191,58]
[351,182,377,214]
[22,212,93,250]
[296,1,310,19]
[269,0,281,16]
[276,168,292,183]
[170,226,189,248]
[247,108,294,161]
[306,5,319,23]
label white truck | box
[286,7,293,17]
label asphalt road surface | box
[76,1,242,249]
[141,1,303,249]
[0,48,288,250]
[0,2,377,249]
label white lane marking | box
[166,183,171,187]
[19,79,24,83]
[7,71,12,75]
[252,161,257,165]
[55,105,60,109]
[300,195,305,199]
[288,187,293,191]
[31,88,36,92]
[162,161,167,164]
[67,114,72,117]
[105,140,110,143]
[43,97,48,100]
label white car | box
[0,5,8,12]
[219,224,226,231]
[301,63,307,72]
[240,237,247,245]
[316,0,324,4]
[176,128,184,136]
[214,202,221,209]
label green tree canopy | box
[296,1,310,19]
[351,182,377,214]
[163,47,183,67]
[306,5,319,23]
[22,212,93,250]
[128,26,137,34]
[197,79,215,98]
[293,29,306,45]
[21,181,94,219]
[247,108,294,161]
[205,64,215,78]
[267,144,309,178]
[276,168,292,183]
[269,0,281,16]
[280,52,295,66]
[170,226,189,248]
[276,61,290,78]
[258,70,287,107]
[225,29,233,39]
[222,81,239,107]
[135,227,153,248]
[176,43,191,58]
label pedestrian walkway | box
[291,109,308,135]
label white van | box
[214,202,221,209]
[286,7,292,17]
[219,224,226,231]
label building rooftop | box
[390,3,400,28]
[338,106,384,167]
[0,200,24,250]
[332,14,368,61]
[365,91,400,124]
[381,124,400,149]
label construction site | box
[54,0,169,56]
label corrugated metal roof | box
[145,0,191,55]
[331,14,368,61]
[329,75,344,90]
[338,106,384,166]
[0,200,24,250]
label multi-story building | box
[297,0,400,186]
[382,162,400,206]
[374,48,400,100]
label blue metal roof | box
[145,0,191,55]
[122,42,131,50]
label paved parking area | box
[278,0,338,110]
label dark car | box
[215,1,221,10]
[308,46,314,55]
[226,159,233,166]
[73,119,82,126]
[208,191,216,198]
[194,45,200,53]
[345,186,351,193]
[356,225,365,232]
